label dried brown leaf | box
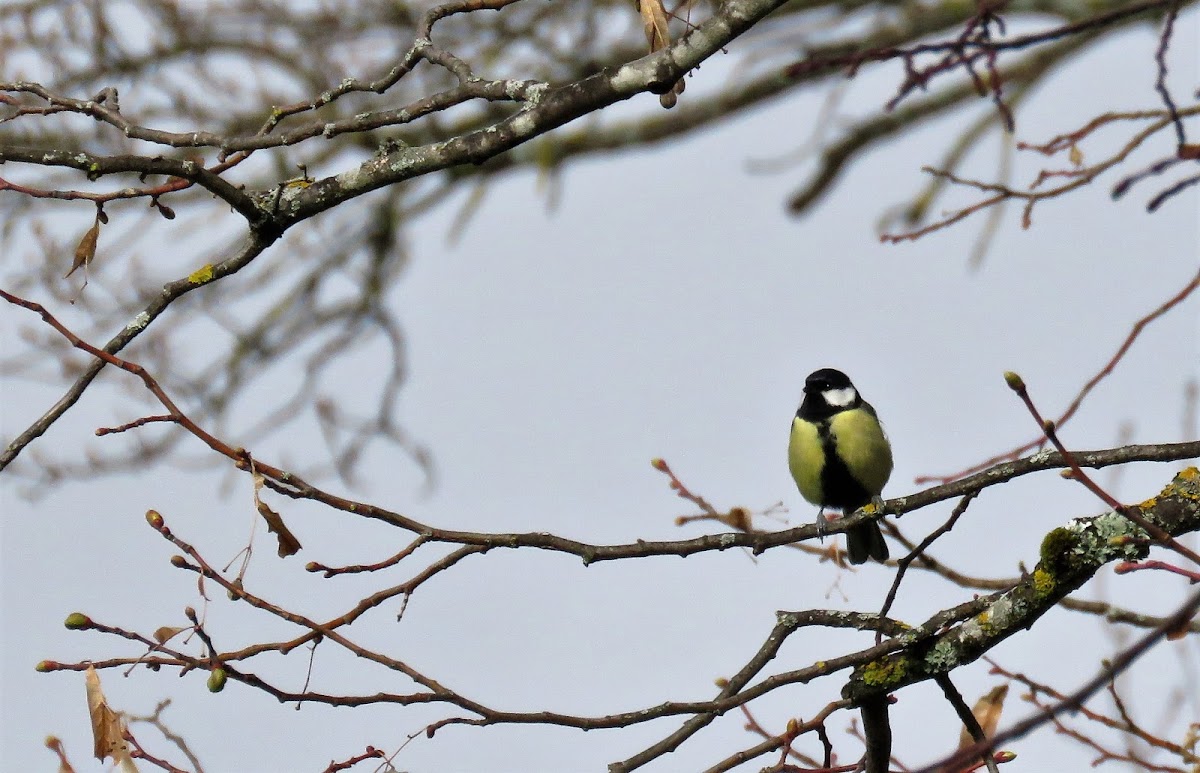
[253,473,302,557]
[65,218,100,278]
[958,684,1009,750]
[1166,612,1193,641]
[258,499,303,557]
[84,666,139,772]
[638,0,670,52]
[153,626,187,644]
[637,0,682,107]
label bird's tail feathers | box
[846,521,888,565]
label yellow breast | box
[828,407,893,495]
[787,417,825,505]
[788,408,893,506]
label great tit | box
[788,368,893,564]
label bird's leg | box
[815,507,830,541]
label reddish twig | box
[988,657,1198,769]
[919,267,1200,484]
[736,706,822,768]
[1,169,204,209]
[702,700,849,773]
[652,457,723,518]
[1114,559,1200,583]
[1020,109,1168,155]
[124,727,191,773]
[883,102,1200,243]
[0,289,242,462]
[306,536,429,577]
[43,737,77,773]
[323,745,387,773]
[95,415,177,436]
[788,0,1178,99]
[126,700,205,773]
[1004,370,1200,566]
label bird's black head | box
[804,368,853,394]
[799,368,861,419]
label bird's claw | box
[816,509,830,542]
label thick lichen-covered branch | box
[842,467,1200,704]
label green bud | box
[64,613,92,630]
[1002,371,1025,391]
[207,668,227,693]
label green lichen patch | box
[1085,511,1149,561]
[923,638,962,673]
[1038,527,1078,575]
[861,654,909,688]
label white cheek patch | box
[823,387,858,407]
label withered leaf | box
[1166,613,1193,641]
[257,498,303,557]
[957,684,1009,750]
[638,0,683,107]
[85,666,139,772]
[638,0,670,53]
[65,218,101,278]
[253,472,302,557]
[152,626,188,644]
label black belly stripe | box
[817,419,871,511]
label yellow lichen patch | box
[861,656,907,687]
[188,264,215,284]
[1154,468,1200,505]
[1032,568,1056,600]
